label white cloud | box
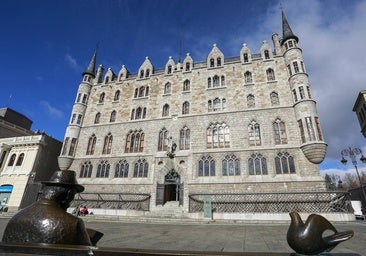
[40,100,64,119]
[65,53,79,70]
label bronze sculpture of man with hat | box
[2,170,97,245]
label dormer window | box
[167,65,172,74]
[288,41,294,48]
[264,50,270,60]
[146,69,150,77]
[217,57,221,67]
[185,63,190,71]
[210,58,214,67]
[243,53,248,63]
[140,70,144,78]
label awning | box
[0,185,13,193]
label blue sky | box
[1,0,366,176]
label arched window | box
[248,120,261,146]
[247,94,255,108]
[213,75,219,87]
[131,109,135,120]
[94,112,101,124]
[139,70,144,78]
[244,71,252,84]
[125,130,144,153]
[198,156,215,176]
[102,133,113,154]
[133,159,148,177]
[16,153,24,166]
[208,78,212,88]
[142,107,147,119]
[145,69,150,77]
[210,58,214,67]
[145,86,149,96]
[217,57,221,66]
[114,90,120,101]
[136,107,142,119]
[222,155,240,176]
[97,160,110,178]
[134,88,138,98]
[86,134,97,155]
[243,53,249,62]
[270,92,279,105]
[208,100,213,112]
[273,119,287,144]
[182,101,190,115]
[248,153,267,175]
[80,161,93,178]
[158,128,168,151]
[213,98,221,112]
[162,104,170,117]
[61,138,69,155]
[275,152,295,174]
[164,82,171,94]
[115,160,129,178]
[207,123,230,148]
[183,79,190,91]
[185,62,190,71]
[139,86,145,97]
[179,126,190,150]
[99,92,105,103]
[69,138,77,156]
[167,65,172,74]
[266,68,275,81]
[264,50,270,59]
[110,110,116,122]
[221,76,225,86]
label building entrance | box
[156,169,183,206]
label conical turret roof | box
[82,49,97,77]
[281,10,298,45]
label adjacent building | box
[353,90,366,138]
[0,108,62,212]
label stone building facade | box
[58,12,327,215]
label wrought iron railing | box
[71,192,151,211]
[189,191,353,213]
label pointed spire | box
[83,48,97,77]
[281,10,299,45]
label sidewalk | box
[0,216,365,255]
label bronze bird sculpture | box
[287,211,354,255]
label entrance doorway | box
[156,169,183,206]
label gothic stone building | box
[58,12,327,216]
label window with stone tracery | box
[125,130,144,153]
[206,123,230,148]
[248,153,267,175]
[115,160,129,178]
[158,128,168,151]
[222,155,240,176]
[86,134,96,155]
[97,160,110,178]
[273,119,287,144]
[102,133,113,154]
[248,120,261,146]
[133,159,148,177]
[275,152,295,174]
[182,101,190,115]
[179,126,190,150]
[80,161,93,178]
[198,156,215,176]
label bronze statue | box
[287,211,354,255]
[2,170,98,246]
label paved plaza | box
[1,216,364,255]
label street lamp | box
[340,147,366,207]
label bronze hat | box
[42,170,84,193]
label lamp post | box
[340,147,366,207]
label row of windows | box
[80,159,148,178]
[79,151,295,179]
[298,116,323,143]
[198,152,295,176]
[87,92,281,125]
[287,61,305,77]
[93,68,280,106]
[292,85,312,102]
[82,119,288,157]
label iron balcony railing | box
[189,191,353,213]
[71,192,151,211]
